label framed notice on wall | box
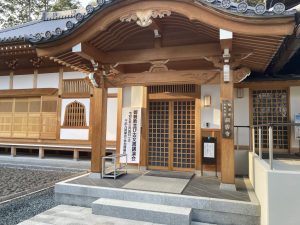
[202,137,217,176]
[120,107,142,164]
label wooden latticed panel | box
[62,79,90,95]
[0,99,13,137]
[148,84,197,94]
[173,101,196,169]
[63,101,87,127]
[12,99,28,138]
[252,89,289,151]
[148,101,170,168]
[40,96,58,139]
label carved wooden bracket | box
[5,59,18,70]
[30,57,44,68]
[233,67,251,83]
[149,60,169,72]
[120,9,171,27]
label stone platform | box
[55,172,260,225]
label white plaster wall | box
[63,71,86,80]
[108,88,118,94]
[234,88,250,146]
[37,73,59,88]
[290,86,300,149]
[250,153,269,225]
[268,170,300,225]
[60,129,89,140]
[201,84,220,129]
[61,98,90,126]
[0,76,10,90]
[123,86,143,108]
[13,75,34,89]
[106,98,118,141]
[249,152,300,225]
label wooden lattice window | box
[252,89,289,150]
[148,84,197,94]
[63,101,87,127]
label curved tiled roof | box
[0,9,85,44]
[0,0,296,45]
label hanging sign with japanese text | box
[120,107,142,164]
[222,100,233,139]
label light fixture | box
[204,95,211,107]
[237,88,244,98]
[223,64,230,82]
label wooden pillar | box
[11,146,16,157]
[9,71,13,89]
[140,86,148,168]
[39,147,44,159]
[195,85,201,171]
[33,69,38,88]
[220,70,235,185]
[91,86,107,173]
[73,149,79,161]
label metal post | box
[259,127,262,159]
[236,127,239,151]
[269,126,273,170]
[252,127,255,153]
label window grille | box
[63,101,87,127]
[252,89,289,150]
[148,84,197,94]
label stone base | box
[89,172,101,179]
[194,170,221,177]
[219,183,236,191]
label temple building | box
[0,0,300,192]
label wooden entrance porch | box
[29,0,296,186]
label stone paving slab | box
[18,205,164,225]
[123,176,190,194]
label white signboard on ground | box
[295,114,300,140]
[204,142,215,158]
[120,107,142,164]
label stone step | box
[191,222,217,225]
[92,198,192,225]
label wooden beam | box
[103,43,250,64]
[91,85,107,173]
[72,42,108,62]
[106,70,220,87]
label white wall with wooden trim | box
[63,71,86,80]
[106,97,117,141]
[60,128,89,140]
[290,86,300,150]
[37,73,59,88]
[234,88,250,146]
[201,84,221,129]
[0,76,10,90]
[13,74,34,89]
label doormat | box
[145,170,194,180]
[122,176,190,194]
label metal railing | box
[251,123,300,170]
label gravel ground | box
[0,165,79,202]
[0,187,57,225]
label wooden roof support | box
[72,42,108,62]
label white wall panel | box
[106,98,118,141]
[13,75,33,89]
[37,73,59,88]
[60,129,89,140]
[0,76,10,90]
[63,71,86,80]
[201,85,221,129]
[122,86,143,108]
[234,88,250,146]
